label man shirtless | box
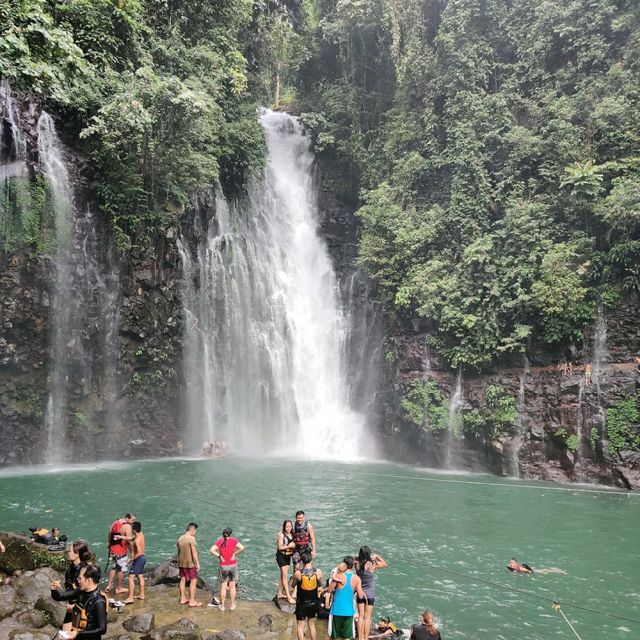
[124,521,146,603]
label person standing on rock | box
[293,510,316,564]
[106,513,135,594]
[355,546,388,640]
[292,551,323,640]
[177,522,203,607]
[124,521,145,603]
[276,519,296,603]
[327,557,366,640]
[210,526,245,611]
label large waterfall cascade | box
[180,110,373,458]
[38,112,120,464]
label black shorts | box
[296,600,318,621]
[276,551,292,568]
[357,595,375,606]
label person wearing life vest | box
[292,551,323,640]
[372,616,402,638]
[51,563,107,639]
[50,539,95,633]
[293,510,316,563]
[30,526,59,545]
[105,513,136,593]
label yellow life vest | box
[71,590,107,631]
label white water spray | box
[180,110,369,459]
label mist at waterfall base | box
[2,459,639,640]
[180,110,378,460]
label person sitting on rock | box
[51,563,107,639]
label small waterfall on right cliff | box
[180,110,372,458]
[509,354,530,477]
[591,306,609,457]
[444,367,463,468]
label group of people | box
[31,509,442,640]
[200,440,227,457]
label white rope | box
[360,471,639,497]
[554,602,584,640]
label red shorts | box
[179,567,198,581]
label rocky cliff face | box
[381,304,640,489]
[0,94,185,464]
[1,95,638,488]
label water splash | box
[180,110,370,459]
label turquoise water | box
[1,458,639,639]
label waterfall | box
[341,269,383,420]
[180,110,370,459]
[39,112,120,464]
[0,81,27,167]
[509,354,529,477]
[591,306,609,456]
[444,367,463,468]
[1,82,29,247]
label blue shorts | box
[129,555,146,575]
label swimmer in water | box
[507,558,533,573]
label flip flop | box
[188,602,204,608]
[179,600,189,605]
[123,600,134,604]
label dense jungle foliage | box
[297,0,640,368]
[2,0,640,370]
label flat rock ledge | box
[0,531,309,639]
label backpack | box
[300,567,318,592]
[71,589,107,631]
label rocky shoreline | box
[0,532,299,639]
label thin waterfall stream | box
[180,110,371,458]
[39,112,120,463]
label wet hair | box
[300,551,312,565]
[187,522,198,531]
[81,564,101,585]
[358,546,372,567]
[125,513,136,520]
[295,510,305,517]
[132,522,142,533]
[281,520,293,535]
[379,617,390,625]
[221,527,233,547]
[52,528,60,535]
[343,556,354,569]
[72,539,94,564]
[421,611,437,635]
